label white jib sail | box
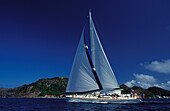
[89,12,119,90]
[66,28,99,93]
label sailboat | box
[66,11,138,101]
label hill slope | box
[120,84,170,98]
[0,77,68,98]
[148,86,170,97]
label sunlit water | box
[0,98,169,111]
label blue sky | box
[0,0,170,90]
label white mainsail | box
[66,29,100,93]
[66,11,119,94]
[89,11,119,90]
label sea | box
[0,98,169,111]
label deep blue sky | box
[0,0,170,89]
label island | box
[0,77,169,98]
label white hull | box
[66,97,141,104]
[66,95,139,101]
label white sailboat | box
[66,11,138,101]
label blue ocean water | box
[0,98,169,111]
